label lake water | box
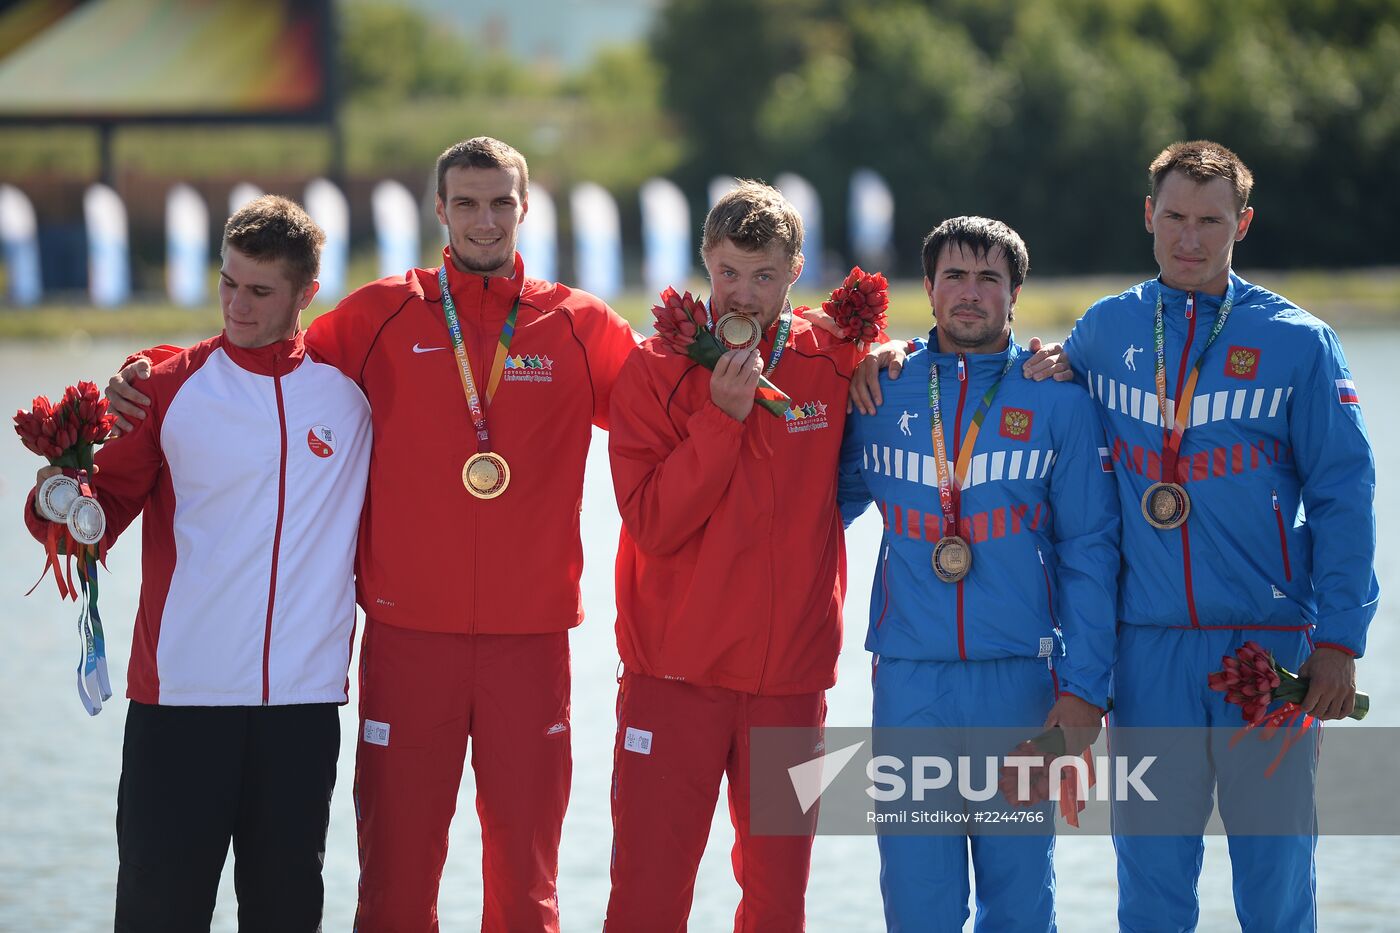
[1,330,1397,932]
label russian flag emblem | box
[1099,446,1114,472]
[1336,378,1360,405]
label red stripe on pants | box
[353,619,572,932]
[605,673,823,932]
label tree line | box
[650,0,1400,275]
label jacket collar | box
[434,249,526,319]
[924,327,1022,372]
[218,331,305,377]
[1153,270,1245,315]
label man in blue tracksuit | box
[1030,140,1378,931]
[839,217,1120,931]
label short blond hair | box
[701,179,803,268]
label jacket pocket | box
[874,544,891,629]
[1271,489,1293,583]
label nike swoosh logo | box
[412,343,445,354]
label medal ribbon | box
[928,351,1017,536]
[1152,280,1235,479]
[763,305,793,376]
[438,266,521,452]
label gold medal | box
[1141,481,1190,529]
[463,452,510,499]
[714,312,761,352]
[932,535,972,583]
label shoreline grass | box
[2,268,1396,344]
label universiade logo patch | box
[784,399,830,434]
[501,354,554,382]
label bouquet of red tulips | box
[1209,640,1369,725]
[14,380,118,715]
[15,381,116,467]
[821,266,889,348]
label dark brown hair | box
[1149,140,1254,212]
[921,216,1029,292]
[435,136,530,201]
[222,195,325,287]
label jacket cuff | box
[693,399,750,434]
[23,487,49,543]
[1056,677,1109,713]
[1312,641,1357,658]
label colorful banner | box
[639,177,691,295]
[372,179,420,279]
[849,168,895,273]
[0,183,42,306]
[570,182,622,300]
[775,172,822,288]
[165,183,208,308]
[516,183,557,283]
[83,183,129,307]
[304,178,348,303]
[0,0,331,120]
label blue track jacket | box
[1064,273,1378,656]
[838,330,1121,708]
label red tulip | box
[821,266,890,346]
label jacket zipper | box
[1175,292,1203,628]
[1272,489,1293,582]
[952,355,969,660]
[262,354,290,704]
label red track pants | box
[353,619,572,932]
[604,672,824,932]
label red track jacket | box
[309,250,638,634]
[609,314,863,696]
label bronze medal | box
[714,312,761,352]
[1141,481,1190,530]
[463,452,510,500]
[932,535,972,583]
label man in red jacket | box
[107,138,640,932]
[604,180,866,931]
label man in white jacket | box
[25,195,371,932]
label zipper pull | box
[1185,292,1195,320]
[957,354,966,382]
[1272,489,1279,511]
[1036,545,1044,565]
